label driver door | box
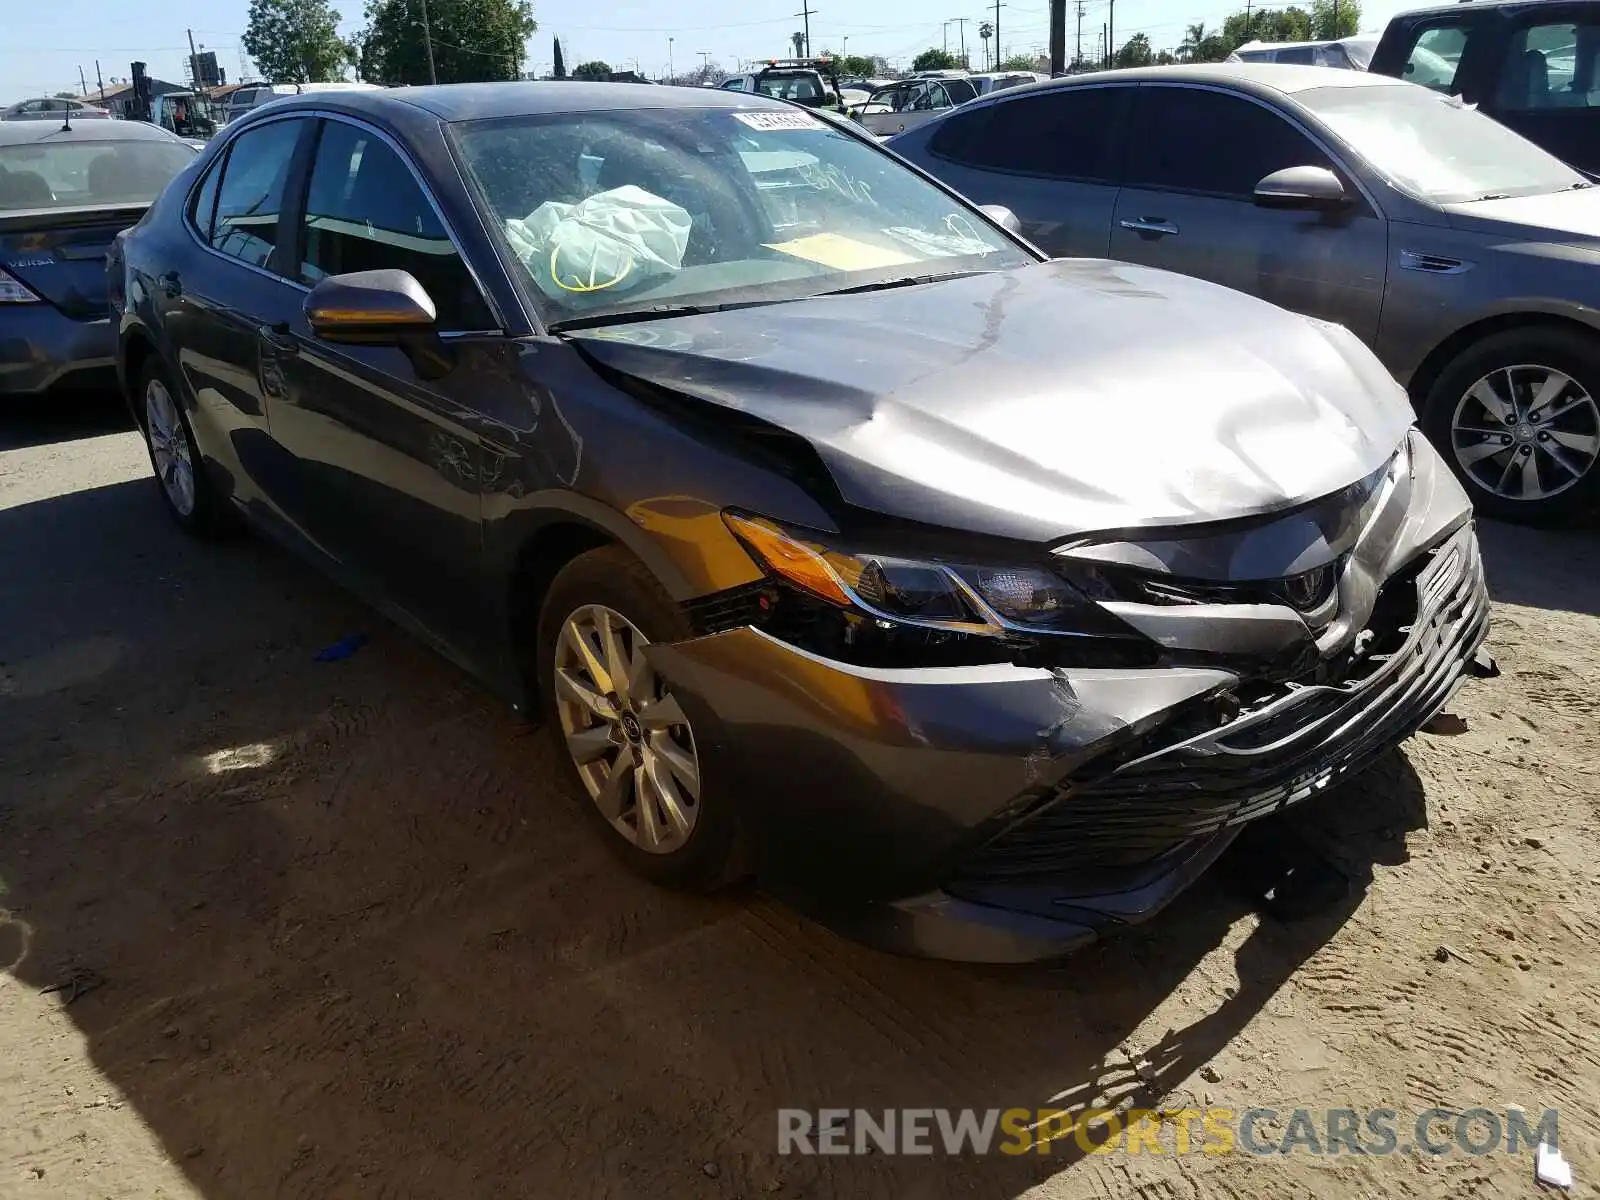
[859,84,912,137]
[1109,84,1387,342]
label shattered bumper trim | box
[952,522,1488,888]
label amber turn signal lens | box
[723,513,853,607]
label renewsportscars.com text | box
[777,1106,1559,1157]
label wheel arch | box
[118,327,162,429]
[1407,310,1600,411]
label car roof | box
[1387,0,1578,19]
[1006,61,1406,98]
[0,118,182,147]
[251,80,803,124]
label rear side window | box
[1274,45,1317,64]
[299,119,493,330]
[1496,21,1600,109]
[1403,24,1471,92]
[210,118,305,270]
[1124,86,1331,198]
[189,155,223,239]
[928,86,1127,183]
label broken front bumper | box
[646,517,1489,963]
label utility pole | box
[186,28,199,87]
[1107,0,1115,68]
[419,0,438,84]
[1048,0,1066,74]
[1332,0,1340,35]
[951,17,969,68]
[699,50,711,73]
[95,59,104,100]
[943,20,951,52]
[1102,21,1108,67]
[1075,0,1085,68]
[994,0,1003,66]
[78,65,88,95]
[668,36,674,78]
[1244,0,1254,38]
[795,0,814,56]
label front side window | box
[300,119,492,330]
[1125,87,1328,197]
[1404,24,1471,92]
[1496,21,1600,109]
[210,118,305,268]
[452,106,1029,327]
[1298,81,1588,202]
[0,136,195,210]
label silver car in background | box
[891,64,1600,525]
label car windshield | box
[1297,83,1588,203]
[0,138,194,210]
[451,106,1029,326]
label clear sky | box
[2,0,1410,103]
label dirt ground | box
[2,394,1598,1200]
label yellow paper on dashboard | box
[765,232,918,272]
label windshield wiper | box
[815,269,984,297]
[548,298,787,333]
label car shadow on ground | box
[1477,517,1600,619]
[0,476,1431,1199]
[0,389,133,453]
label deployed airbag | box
[504,185,692,300]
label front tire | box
[138,359,231,538]
[536,546,743,891]
[1422,327,1600,526]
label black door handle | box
[257,322,299,354]
[158,270,182,298]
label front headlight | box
[723,512,1134,640]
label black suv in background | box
[1370,0,1599,174]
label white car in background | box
[855,76,979,138]
[1228,34,1379,69]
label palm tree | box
[1178,22,1206,62]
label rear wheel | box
[536,546,743,891]
[1422,327,1600,525]
[139,360,231,537]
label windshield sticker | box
[764,232,918,271]
[733,111,824,132]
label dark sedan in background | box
[1,117,196,396]
[1369,0,1599,176]
[890,64,1600,525]
[110,83,1489,961]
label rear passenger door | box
[268,115,502,662]
[164,115,316,516]
[919,84,1131,257]
[1110,84,1387,342]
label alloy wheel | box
[553,604,701,855]
[145,377,196,517]
[1451,364,1600,503]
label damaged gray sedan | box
[111,83,1491,962]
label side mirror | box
[1253,165,1351,211]
[304,269,437,344]
[978,204,1023,235]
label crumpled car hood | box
[570,259,1413,542]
